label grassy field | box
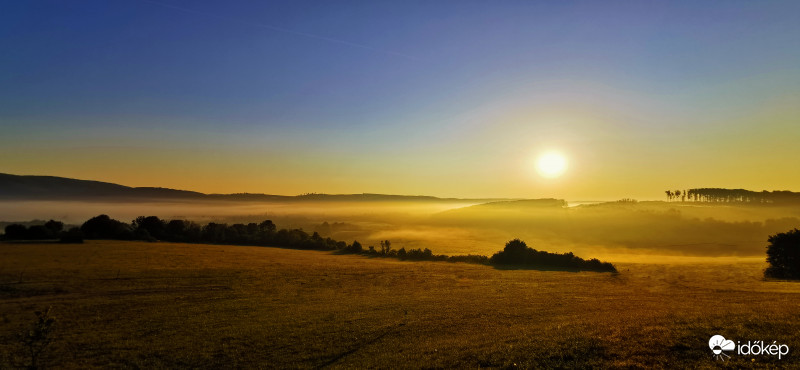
[1,241,800,368]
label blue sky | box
[1,0,799,198]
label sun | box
[536,151,568,178]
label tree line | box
[665,188,800,204]
[2,215,617,273]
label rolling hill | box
[0,173,513,203]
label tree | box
[4,224,28,240]
[44,220,64,236]
[380,240,392,255]
[81,215,132,239]
[258,220,276,234]
[246,223,259,238]
[348,240,363,253]
[765,229,800,280]
[132,216,165,240]
[202,222,227,243]
[490,239,530,264]
[166,219,187,239]
[26,225,50,240]
[59,228,84,243]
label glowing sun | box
[536,151,568,178]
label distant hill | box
[435,198,568,218]
[0,173,205,201]
[468,199,567,208]
[0,173,512,203]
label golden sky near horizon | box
[4,89,798,200]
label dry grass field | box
[1,241,800,368]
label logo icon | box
[709,335,736,361]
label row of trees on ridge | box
[665,188,800,204]
[2,215,617,273]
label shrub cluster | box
[490,239,617,273]
[355,240,490,265]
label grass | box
[1,240,800,368]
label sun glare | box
[536,151,568,178]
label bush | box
[490,239,617,272]
[765,228,800,280]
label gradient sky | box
[1,0,799,199]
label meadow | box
[2,240,799,368]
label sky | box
[1,0,799,200]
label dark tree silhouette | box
[492,239,530,264]
[44,220,64,235]
[765,229,800,280]
[348,240,363,253]
[4,224,28,240]
[60,227,84,243]
[166,219,186,237]
[259,220,276,234]
[132,216,166,240]
[380,240,392,255]
[5,221,76,241]
[81,215,132,239]
[490,239,617,272]
[26,225,51,240]
[683,188,800,204]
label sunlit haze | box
[535,151,568,179]
[2,1,799,199]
